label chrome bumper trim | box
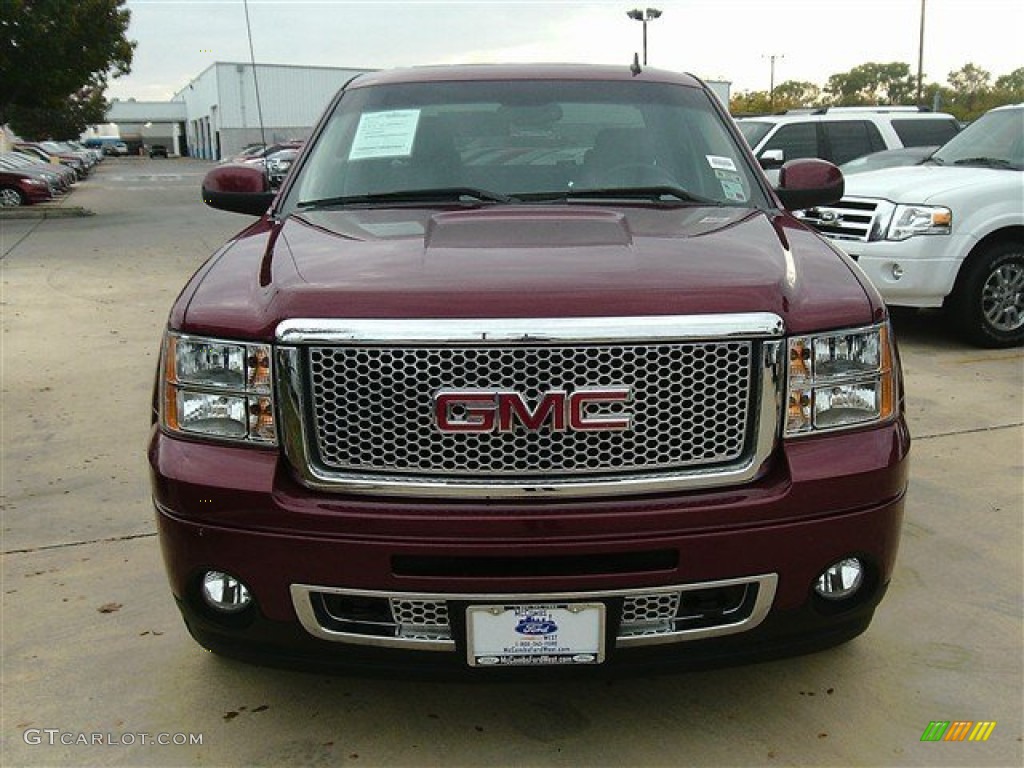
[290,575,778,652]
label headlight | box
[786,322,898,436]
[885,204,951,241]
[161,333,276,444]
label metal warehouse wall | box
[175,62,369,159]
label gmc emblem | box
[434,388,632,433]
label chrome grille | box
[797,197,885,242]
[291,576,778,650]
[305,342,753,477]
[622,593,681,624]
[390,599,448,628]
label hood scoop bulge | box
[424,209,633,249]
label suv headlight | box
[885,204,951,241]
[786,322,898,436]
[161,333,276,444]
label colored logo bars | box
[921,721,997,742]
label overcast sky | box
[108,0,1023,102]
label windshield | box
[932,107,1024,169]
[284,79,766,212]
[736,121,773,148]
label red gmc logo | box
[434,388,632,433]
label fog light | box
[201,571,252,613]
[814,558,864,600]
[891,263,904,280]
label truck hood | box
[843,164,1017,203]
[179,205,879,339]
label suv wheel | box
[950,242,1024,348]
[0,186,27,207]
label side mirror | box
[201,164,275,216]
[775,158,844,211]
[758,148,784,169]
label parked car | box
[265,147,299,187]
[15,143,88,179]
[149,144,169,158]
[39,140,96,171]
[221,141,303,165]
[4,150,77,187]
[0,168,54,206]
[0,152,69,195]
[737,107,960,181]
[840,145,938,175]
[68,140,103,163]
[798,103,1023,347]
[83,137,128,156]
[152,64,910,676]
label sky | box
[107,0,1024,102]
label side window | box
[891,118,961,147]
[762,123,818,162]
[822,121,883,165]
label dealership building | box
[98,62,370,159]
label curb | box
[0,206,94,220]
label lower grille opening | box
[618,584,757,640]
[291,575,776,651]
[313,594,453,643]
[392,550,679,578]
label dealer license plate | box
[466,603,605,667]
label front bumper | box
[150,419,908,675]
[836,233,972,307]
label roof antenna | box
[242,0,267,150]
[630,52,642,76]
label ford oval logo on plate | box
[515,616,559,636]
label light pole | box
[626,8,662,67]
[763,53,785,111]
[916,0,926,106]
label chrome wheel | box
[981,260,1024,332]
[0,187,24,207]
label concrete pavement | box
[2,158,1021,767]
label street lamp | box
[763,53,785,111]
[916,0,926,106]
[626,8,662,67]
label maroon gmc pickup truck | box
[149,64,909,675]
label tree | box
[0,0,135,135]
[824,62,916,106]
[729,90,773,115]
[994,67,1024,103]
[7,85,109,140]
[772,81,822,109]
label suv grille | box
[797,197,884,242]
[305,341,753,478]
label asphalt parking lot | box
[2,157,1021,767]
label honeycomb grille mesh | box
[390,599,449,627]
[622,593,681,624]
[305,341,753,478]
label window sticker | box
[706,155,738,172]
[349,109,421,160]
[714,170,748,202]
[720,179,748,202]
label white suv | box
[798,103,1023,347]
[737,107,961,171]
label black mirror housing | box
[202,164,276,216]
[775,158,844,211]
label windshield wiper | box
[524,186,723,205]
[298,187,518,209]
[952,157,1013,168]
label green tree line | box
[730,61,1024,122]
